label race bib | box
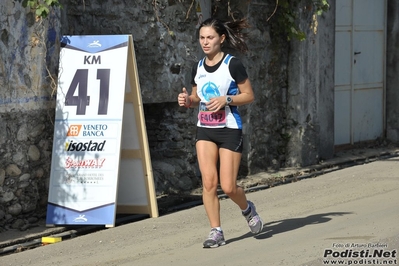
[198,102,226,127]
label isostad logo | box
[67,125,82,137]
[65,140,106,152]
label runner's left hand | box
[206,96,225,112]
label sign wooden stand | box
[46,35,158,228]
[116,36,158,218]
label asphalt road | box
[2,157,399,266]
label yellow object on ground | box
[41,237,62,244]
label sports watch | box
[226,96,233,105]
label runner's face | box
[199,26,225,56]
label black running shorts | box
[195,127,243,153]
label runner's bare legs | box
[196,140,221,228]
[219,147,248,209]
[196,141,248,228]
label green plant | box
[269,0,330,41]
[313,0,330,15]
[22,0,61,19]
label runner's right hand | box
[178,87,189,107]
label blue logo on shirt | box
[201,82,220,102]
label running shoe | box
[243,201,264,234]
[203,228,226,248]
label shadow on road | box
[227,212,352,244]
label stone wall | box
[0,2,60,230]
[0,110,55,230]
[0,0,336,230]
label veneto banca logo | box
[67,125,82,137]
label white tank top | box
[194,54,242,129]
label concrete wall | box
[387,0,399,142]
[286,1,335,166]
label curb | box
[238,147,399,192]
